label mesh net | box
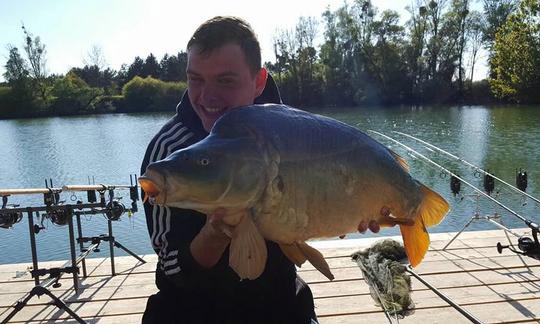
[351,239,415,319]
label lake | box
[1,105,539,264]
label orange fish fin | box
[400,220,429,267]
[279,243,307,267]
[419,183,450,227]
[229,213,268,280]
[389,149,409,172]
[296,242,335,281]
[400,183,449,267]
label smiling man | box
[140,16,318,323]
[187,42,267,132]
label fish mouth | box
[138,174,166,205]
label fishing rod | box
[392,131,540,205]
[369,130,540,261]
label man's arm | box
[190,210,231,268]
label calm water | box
[1,105,540,264]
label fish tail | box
[400,183,450,267]
[418,183,450,227]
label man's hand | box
[190,208,233,269]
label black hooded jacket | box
[140,75,314,322]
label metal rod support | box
[67,212,79,293]
[406,267,483,324]
[76,214,88,277]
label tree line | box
[1,34,189,118]
[1,0,539,119]
[267,0,539,107]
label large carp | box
[139,104,449,280]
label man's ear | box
[254,67,268,97]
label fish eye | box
[199,157,210,166]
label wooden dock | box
[1,228,539,323]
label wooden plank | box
[313,282,540,315]
[0,296,148,323]
[3,281,540,323]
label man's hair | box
[187,16,262,75]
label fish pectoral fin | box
[400,220,429,267]
[296,242,335,281]
[279,243,307,267]
[229,213,268,280]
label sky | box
[0,0,488,82]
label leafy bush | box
[121,76,186,112]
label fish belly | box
[254,150,422,243]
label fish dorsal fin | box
[296,242,335,281]
[229,212,268,280]
[279,243,307,267]
[389,148,409,172]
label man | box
[140,16,318,323]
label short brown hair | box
[187,16,262,75]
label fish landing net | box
[351,239,414,322]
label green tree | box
[127,56,144,81]
[404,1,429,100]
[142,53,161,78]
[490,0,540,103]
[466,11,485,85]
[21,25,50,103]
[50,71,103,114]
[272,16,322,106]
[482,0,518,48]
[159,52,187,81]
[70,65,117,93]
[1,46,34,117]
[319,7,355,106]
[4,46,29,82]
[369,10,408,104]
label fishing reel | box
[497,222,540,261]
[0,209,23,229]
[0,196,23,229]
[105,200,126,221]
[46,208,71,226]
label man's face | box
[187,43,267,132]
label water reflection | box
[457,106,490,167]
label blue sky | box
[0,0,488,82]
